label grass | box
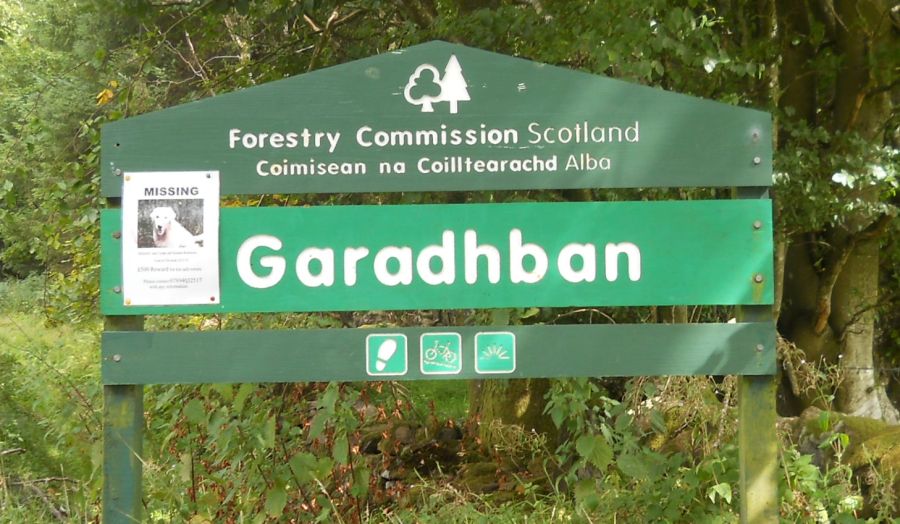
[0,277,102,522]
[404,380,470,421]
[369,485,583,523]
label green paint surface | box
[100,322,775,384]
[101,41,771,196]
[101,199,773,315]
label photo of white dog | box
[148,206,204,248]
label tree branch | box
[23,482,67,521]
[813,212,896,334]
[399,0,436,28]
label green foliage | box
[1,0,898,521]
[543,376,892,522]
[0,276,894,522]
[0,283,102,520]
[0,1,112,323]
[141,381,380,522]
[544,378,740,521]
[779,442,869,523]
[775,118,898,235]
[2,0,894,334]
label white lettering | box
[227,129,340,152]
[374,246,413,286]
[464,230,500,284]
[416,231,455,285]
[356,126,373,147]
[509,229,548,284]
[295,247,334,287]
[325,132,340,153]
[236,235,285,288]
[605,242,642,281]
[558,243,596,283]
[343,247,370,286]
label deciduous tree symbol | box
[403,54,470,114]
[404,64,443,112]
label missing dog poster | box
[121,171,220,306]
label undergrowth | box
[1,278,897,522]
[0,277,102,521]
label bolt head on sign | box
[366,334,408,376]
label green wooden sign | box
[100,41,771,196]
[100,41,779,523]
[101,323,776,385]
[101,199,773,315]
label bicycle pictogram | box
[425,340,458,364]
[420,333,462,375]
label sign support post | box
[102,263,144,520]
[738,374,777,522]
[736,187,777,523]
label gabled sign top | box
[102,40,771,196]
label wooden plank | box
[100,200,775,315]
[101,322,776,384]
[735,187,777,523]
[738,374,778,523]
[100,41,772,196]
[103,316,144,524]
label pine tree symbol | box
[440,55,470,114]
[403,64,443,112]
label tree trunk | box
[776,0,898,422]
[822,0,897,422]
[468,378,557,448]
[831,233,896,421]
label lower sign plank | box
[101,200,773,315]
[101,322,776,384]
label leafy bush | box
[0,300,102,520]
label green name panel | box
[101,200,773,315]
[101,322,776,384]
[101,41,771,196]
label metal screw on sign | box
[752,156,762,165]
[753,274,764,284]
[112,354,122,362]
[753,220,763,230]
[113,286,122,294]
[113,231,122,239]
[114,168,123,176]
[756,344,765,352]
[751,130,760,142]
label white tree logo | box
[403,54,470,114]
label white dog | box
[150,206,203,248]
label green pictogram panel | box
[475,332,516,374]
[101,322,776,384]
[420,333,462,375]
[366,334,408,376]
